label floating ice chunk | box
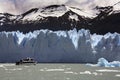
[0,64,4,68]
[115,74,120,77]
[40,69,44,71]
[79,71,102,76]
[7,68,22,71]
[96,69,120,72]
[64,71,78,75]
[97,58,109,67]
[46,69,64,72]
[80,71,92,75]
[64,71,74,74]
[87,58,120,67]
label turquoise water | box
[0,64,120,80]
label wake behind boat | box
[16,57,37,65]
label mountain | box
[0,4,120,34]
[91,6,120,34]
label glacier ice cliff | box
[0,29,120,63]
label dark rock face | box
[0,5,120,34]
[90,6,120,34]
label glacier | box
[0,29,120,63]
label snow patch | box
[69,14,79,21]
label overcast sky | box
[0,0,120,14]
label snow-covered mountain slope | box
[1,0,120,15]
[0,5,90,33]
[0,29,120,63]
[20,5,94,21]
[0,13,17,24]
[21,5,68,21]
[19,3,120,21]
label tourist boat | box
[16,57,37,65]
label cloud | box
[0,0,68,14]
[0,0,16,13]
[19,0,68,13]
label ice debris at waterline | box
[87,58,120,67]
[0,29,120,63]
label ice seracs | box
[0,29,120,63]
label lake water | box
[0,64,120,80]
